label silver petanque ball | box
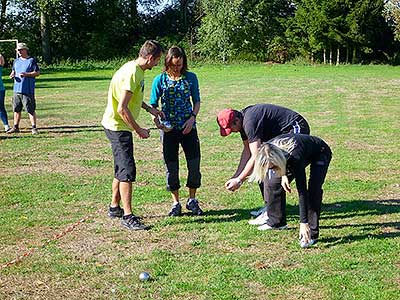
[139,272,150,281]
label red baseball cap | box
[217,108,235,136]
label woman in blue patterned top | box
[150,46,203,217]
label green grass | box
[0,64,399,300]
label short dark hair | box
[139,40,163,58]
[163,46,188,74]
[233,110,242,120]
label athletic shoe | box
[168,202,182,217]
[121,215,148,230]
[4,125,10,132]
[300,238,317,248]
[257,223,288,231]
[6,126,20,134]
[248,210,269,225]
[186,198,203,216]
[31,127,39,135]
[250,206,267,217]
[107,206,124,218]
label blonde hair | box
[249,137,296,183]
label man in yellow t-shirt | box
[102,40,163,230]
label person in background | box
[250,133,332,247]
[7,43,40,134]
[0,53,10,132]
[102,40,164,230]
[150,46,203,217]
[217,104,310,228]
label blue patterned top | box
[150,71,200,130]
[0,67,4,91]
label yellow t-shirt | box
[101,61,144,131]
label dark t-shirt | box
[240,104,308,143]
[268,133,331,223]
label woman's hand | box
[299,223,311,243]
[182,116,195,135]
[281,175,292,193]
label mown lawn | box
[0,63,399,300]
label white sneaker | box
[4,125,10,132]
[248,210,269,225]
[300,239,317,248]
[257,223,288,231]
[250,206,267,217]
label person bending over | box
[250,133,332,247]
[217,103,310,226]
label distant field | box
[0,64,399,300]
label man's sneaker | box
[4,125,10,132]
[300,238,317,248]
[6,127,20,134]
[121,215,148,230]
[257,223,288,231]
[168,202,182,216]
[31,127,39,135]
[250,206,267,217]
[186,198,203,216]
[248,210,269,225]
[108,206,124,218]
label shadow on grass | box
[322,199,400,219]
[149,205,300,225]
[0,125,103,139]
[319,199,400,247]
[39,124,104,134]
[319,221,400,247]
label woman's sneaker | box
[186,198,203,216]
[248,210,269,225]
[121,215,148,230]
[168,202,182,216]
[108,206,124,218]
[300,238,317,248]
[250,206,267,217]
[257,223,288,231]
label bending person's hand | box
[299,223,311,243]
[225,178,242,191]
[281,175,292,193]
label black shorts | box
[13,93,36,114]
[104,128,136,182]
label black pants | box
[161,128,201,191]
[306,147,331,239]
[265,147,332,237]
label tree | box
[384,0,400,41]
[196,0,293,61]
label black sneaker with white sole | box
[168,202,182,216]
[186,198,203,216]
[108,206,124,218]
[121,215,148,230]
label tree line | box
[1,0,400,65]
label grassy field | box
[0,63,399,300]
